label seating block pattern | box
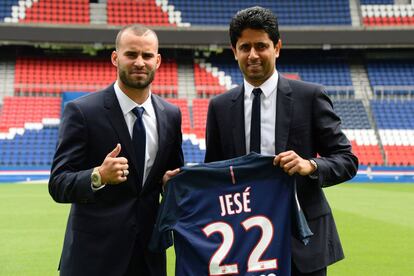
[0,96,61,132]
[21,0,90,24]
[168,0,351,26]
[107,0,173,26]
[14,57,177,96]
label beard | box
[119,67,156,90]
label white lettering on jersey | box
[219,187,252,217]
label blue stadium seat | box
[168,0,352,26]
[366,60,414,96]
[0,127,59,169]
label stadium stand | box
[165,98,191,133]
[0,96,60,132]
[0,96,60,169]
[0,0,414,180]
[371,100,414,165]
[361,2,414,26]
[2,0,90,24]
[3,50,414,168]
[168,0,352,25]
[107,0,174,26]
[195,53,354,98]
[193,62,228,97]
[0,127,58,168]
[14,56,178,96]
[366,59,414,97]
[278,59,354,97]
[335,100,383,165]
[191,98,209,139]
[14,57,114,94]
[2,0,413,28]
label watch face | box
[92,173,100,183]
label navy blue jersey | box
[150,153,312,276]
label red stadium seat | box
[20,0,90,24]
[107,0,174,26]
[14,57,178,96]
[0,96,61,132]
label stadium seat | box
[168,0,351,26]
[107,0,174,26]
[14,57,178,96]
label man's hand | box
[99,143,129,184]
[273,150,316,176]
[162,168,180,188]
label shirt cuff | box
[308,159,319,179]
[91,183,106,191]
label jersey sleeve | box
[148,179,181,252]
[292,181,313,245]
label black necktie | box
[132,107,146,186]
[250,88,262,154]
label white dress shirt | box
[244,70,278,155]
[114,81,158,186]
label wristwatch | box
[91,167,102,188]
[309,159,318,172]
[309,159,318,179]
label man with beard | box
[49,24,183,276]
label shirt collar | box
[114,81,155,118]
[244,70,279,99]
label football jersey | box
[150,153,312,276]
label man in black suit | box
[204,7,358,276]
[49,24,183,276]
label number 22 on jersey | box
[202,216,277,276]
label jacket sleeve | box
[204,98,223,163]
[311,89,358,187]
[170,108,184,169]
[48,101,96,203]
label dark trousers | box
[125,236,166,276]
[292,261,327,276]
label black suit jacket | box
[205,76,358,273]
[49,85,184,276]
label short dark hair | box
[229,6,280,48]
[115,24,158,50]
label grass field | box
[0,183,413,276]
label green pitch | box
[0,183,413,276]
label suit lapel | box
[275,76,293,154]
[231,86,246,156]
[103,87,140,192]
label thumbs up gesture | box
[98,143,129,184]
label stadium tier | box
[194,62,228,97]
[165,98,191,133]
[14,57,177,96]
[366,60,414,97]
[0,96,60,132]
[196,54,354,98]
[168,0,351,25]
[107,0,173,26]
[1,0,352,25]
[2,0,90,24]
[334,100,383,166]
[1,0,414,27]
[362,4,414,26]
[371,100,414,166]
[0,96,60,169]
[0,127,58,168]
[2,53,414,168]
